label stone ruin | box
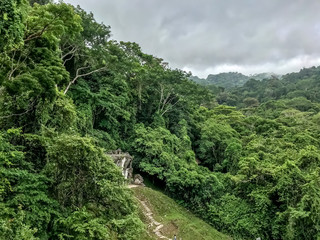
[108,149,144,185]
[108,149,133,180]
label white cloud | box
[62,0,320,77]
[184,56,320,78]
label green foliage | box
[218,66,320,110]
[0,0,27,51]
[1,1,320,239]
[0,129,59,239]
[133,124,182,179]
[55,208,111,240]
[0,208,40,240]
[29,0,51,6]
[196,116,241,172]
[0,2,144,239]
[131,70,320,239]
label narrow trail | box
[129,185,170,239]
[138,198,170,239]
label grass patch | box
[134,186,232,240]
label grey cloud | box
[63,0,320,77]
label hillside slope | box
[134,186,232,240]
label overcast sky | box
[62,0,320,78]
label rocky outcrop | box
[133,174,144,186]
[108,149,133,179]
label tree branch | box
[160,98,179,116]
[8,51,29,80]
[24,24,50,42]
[156,84,179,116]
[61,46,78,60]
[24,12,62,42]
[64,66,107,94]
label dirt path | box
[138,198,170,239]
[129,185,170,239]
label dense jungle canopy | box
[1,1,320,239]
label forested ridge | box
[1,1,320,240]
[190,72,280,90]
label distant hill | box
[206,72,249,89]
[190,72,280,89]
[214,66,320,108]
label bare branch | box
[157,84,179,116]
[157,84,164,112]
[160,91,173,112]
[61,46,78,60]
[7,51,29,80]
[160,98,180,116]
[63,51,76,66]
[64,66,107,94]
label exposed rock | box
[133,174,144,186]
[108,149,133,179]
